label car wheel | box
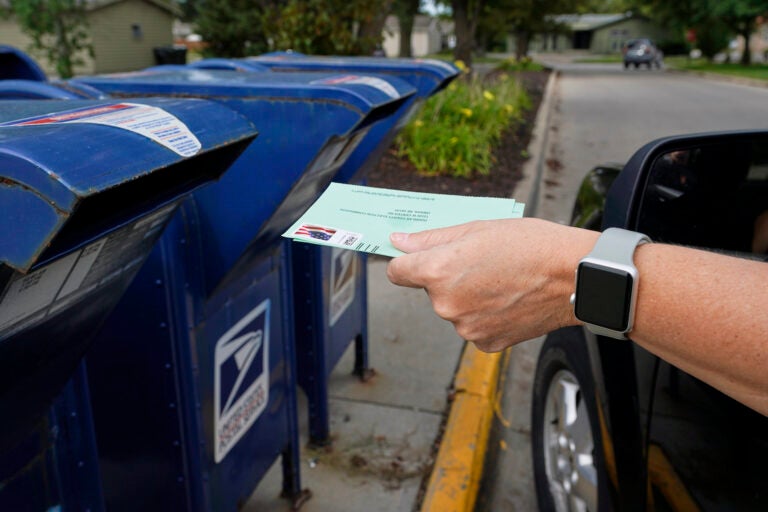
[532,329,604,512]
[623,62,629,69]
[633,62,639,69]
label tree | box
[487,0,581,60]
[357,0,396,55]
[451,0,483,66]
[695,19,733,61]
[710,0,768,65]
[195,0,390,57]
[640,0,768,64]
[6,0,92,78]
[269,0,390,55]
[392,0,421,57]
[576,0,637,12]
[176,0,201,21]
[195,0,271,57]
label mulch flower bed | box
[367,70,550,198]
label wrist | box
[570,228,651,339]
[550,225,601,329]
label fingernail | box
[390,232,408,243]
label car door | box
[624,135,768,510]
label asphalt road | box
[477,56,768,511]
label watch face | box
[575,262,634,331]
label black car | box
[623,38,663,69]
[531,132,768,511]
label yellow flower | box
[504,104,515,114]
[454,60,466,71]
[460,108,473,117]
[483,90,495,101]
[449,136,459,144]
[448,83,457,91]
[414,119,424,127]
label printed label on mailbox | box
[0,203,177,339]
[311,75,399,99]
[2,103,201,157]
[415,58,459,73]
[214,300,270,463]
[329,248,357,326]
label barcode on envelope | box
[341,234,359,246]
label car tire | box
[623,62,629,69]
[633,62,639,69]
[531,329,606,512]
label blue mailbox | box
[0,45,47,81]
[207,54,459,445]
[70,69,415,510]
[0,78,106,100]
[0,46,105,99]
[248,53,459,182]
[0,98,257,511]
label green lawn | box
[573,55,768,81]
[494,60,546,72]
[665,56,768,81]
[573,55,623,64]
[424,53,505,64]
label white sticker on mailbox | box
[5,103,202,157]
[214,300,270,463]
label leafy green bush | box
[395,73,531,178]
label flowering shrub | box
[395,72,532,178]
[495,56,544,72]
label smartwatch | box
[570,228,651,340]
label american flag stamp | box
[294,224,362,247]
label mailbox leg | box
[280,410,312,510]
[308,377,332,447]
[280,244,311,508]
[281,349,312,508]
[352,254,375,382]
[281,446,311,510]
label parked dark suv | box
[623,38,663,69]
[531,131,768,511]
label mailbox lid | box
[188,58,269,72]
[250,53,460,96]
[71,68,416,116]
[0,45,46,81]
[0,97,257,273]
[70,69,415,290]
[0,79,91,100]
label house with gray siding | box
[508,13,669,55]
[0,0,179,77]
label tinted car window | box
[637,139,768,253]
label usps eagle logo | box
[295,224,336,241]
[214,300,270,463]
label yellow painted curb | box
[420,343,506,512]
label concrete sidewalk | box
[245,70,557,512]
[244,260,466,511]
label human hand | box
[386,218,598,352]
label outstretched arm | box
[386,218,768,415]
